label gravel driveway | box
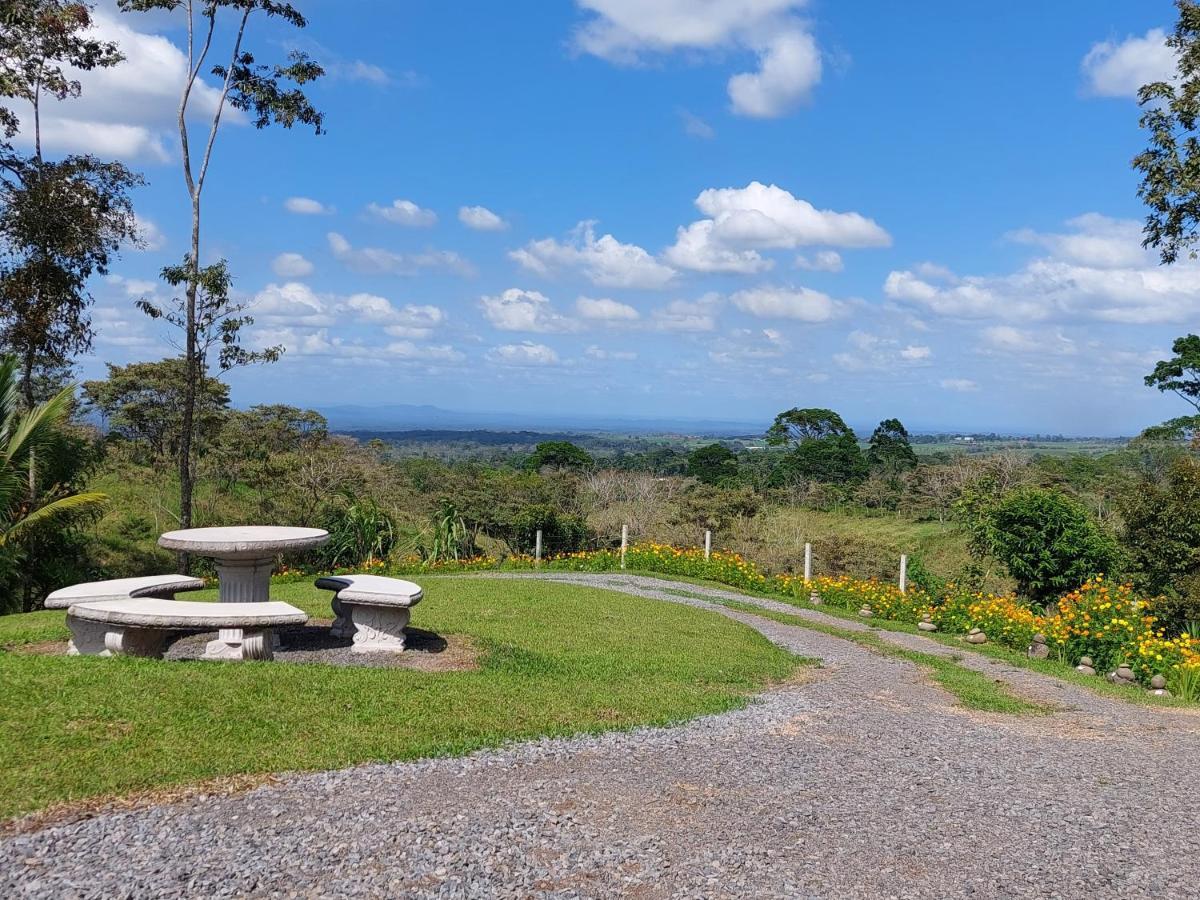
[4,573,1199,899]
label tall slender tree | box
[0,1,140,407]
[118,1,323,549]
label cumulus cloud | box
[1082,28,1176,98]
[940,378,979,392]
[667,182,888,274]
[459,205,508,231]
[367,199,438,227]
[653,294,721,332]
[4,10,232,161]
[285,197,332,215]
[832,331,931,372]
[487,341,561,366]
[133,216,166,252]
[585,345,637,361]
[678,108,715,139]
[795,250,844,272]
[730,285,841,321]
[980,325,1076,356]
[709,327,789,365]
[571,0,821,118]
[575,296,640,321]
[510,221,676,289]
[884,213,1200,324]
[328,232,474,277]
[480,288,576,333]
[251,282,336,327]
[385,340,464,362]
[272,252,314,278]
[342,294,446,338]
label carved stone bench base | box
[201,628,275,661]
[345,605,412,653]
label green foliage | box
[319,493,397,569]
[1133,1,1200,264]
[81,358,229,460]
[0,355,107,611]
[765,407,866,484]
[672,483,760,532]
[686,442,738,484]
[1120,457,1200,619]
[866,418,918,472]
[984,488,1123,605]
[525,440,593,471]
[418,498,476,563]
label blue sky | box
[20,0,1197,434]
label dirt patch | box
[10,625,482,672]
[1,772,282,839]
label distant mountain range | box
[317,403,763,436]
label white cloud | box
[709,327,789,365]
[586,344,637,361]
[487,341,561,366]
[343,294,446,338]
[678,108,715,139]
[665,220,773,274]
[885,213,1200,325]
[667,182,888,274]
[730,285,841,321]
[385,340,464,362]
[285,197,332,215]
[832,331,931,372]
[576,296,640,321]
[510,221,676,289]
[1007,214,1147,269]
[572,1,821,118]
[459,205,508,231]
[327,232,474,277]
[795,250,843,272]
[727,29,821,118]
[480,288,575,333]
[272,252,314,278]
[5,10,231,161]
[334,60,391,85]
[980,325,1076,356]
[1082,28,1176,98]
[367,199,438,227]
[940,378,979,393]
[653,294,721,332]
[251,282,335,327]
[134,215,166,252]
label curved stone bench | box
[46,575,207,655]
[315,575,423,653]
[67,598,308,661]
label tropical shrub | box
[1042,578,1154,672]
[319,493,398,568]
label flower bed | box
[281,542,1200,699]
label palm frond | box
[2,383,75,468]
[0,491,109,546]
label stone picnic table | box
[157,526,329,659]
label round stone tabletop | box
[158,526,329,559]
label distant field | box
[910,439,1128,458]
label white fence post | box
[535,529,543,565]
[704,530,712,560]
[804,543,812,584]
[620,524,628,570]
[899,554,908,594]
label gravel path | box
[5,573,1200,899]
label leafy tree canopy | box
[526,441,593,472]
[1145,334,1200,413]
[686,443,738,485]
[983,487,1123,606]
[766,407,866,484]
[866,418,918,472]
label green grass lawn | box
[0,579,803,821]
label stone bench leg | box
[348,605,411,654]
[66,615,110,656]
[203,628,275,662]
[103,626,168,659]
[329,595,352,639]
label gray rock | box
[1075,665,1097,676]
[966,629,988,645]
[1079,656,1094,668]
[1027,635,1050,660]
[858,607,873,618]
[809,591,823,606]
[918,620,938,632]
[1151,674,1168,690]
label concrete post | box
[704,530,712,560]
[899,554,908,594]
[620,524,629,569]
[535,529,543,565]
[804,543,812,584]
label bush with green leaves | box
[319,493,398,569]
[983,488,1123,606]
